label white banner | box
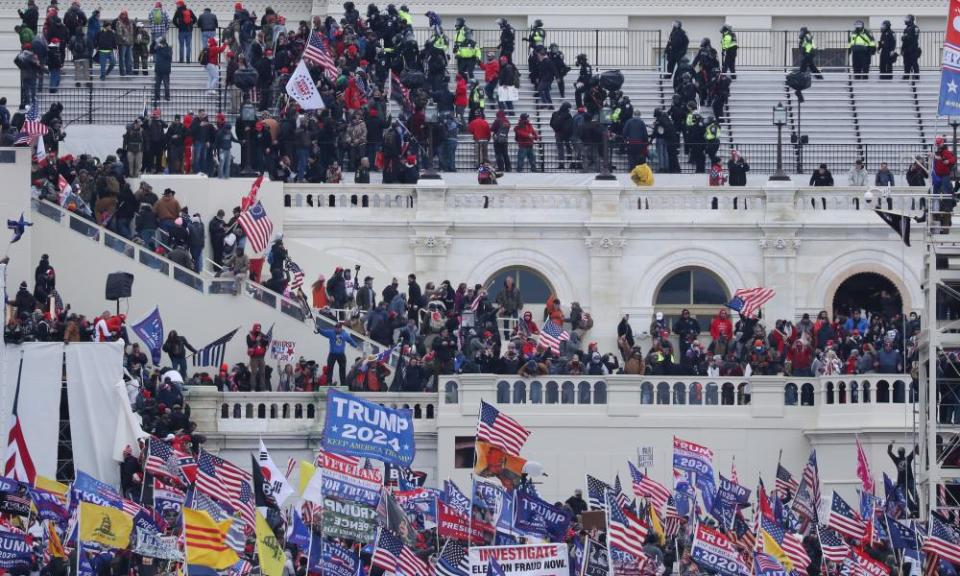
[66,342,148,488]
[286,61,325,110]
[270,339,296,362]
[0,342,65,480]
[468,544,568,576]
[134,531,183,561]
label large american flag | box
[303,31,337,80]
[286,259,305,290]
[775,463,799,501]
[606,495,649,560]
[145,438,196,485]
[22,105,48,145]
[726,287,775,319]
[628,461,670,511]
[793,450,821,523]
[238,201,273,255]
[664,496,683,538]
[196,450,253,524]
[754,552,787,576]
[372,528,430,576]
[476,400,530,456]
[817,524,850,563]
[923,514,960,566]
[539,320,569,355]
[827,491,866,541]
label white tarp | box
[66,342,148,487]
[0,342,65,479]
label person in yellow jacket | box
[397,4,412,27]
[848,20,876,80]
[455,33,479,79]
[720,25,737,79]
[798,27,824,80]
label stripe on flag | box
[476,400,530,456]
[193,328,239,367]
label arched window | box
[594,382,607,404]
[863,382,871,403]
[721,383,735,406]
[654,267,729,322]
[445,381,459,404]
[307,404,316,419]
[832,272,903,320]
[221,403,229,418]
[546,382,559,404]
[877,381,890,403]
[245,403,254,418]
[673,383,686,405]
[485,267,555,310]
[513,382,527,404]
[283,404,290,418]
[426,404,435,418]
[414,404,423,418]
[801,383,815,406]
[838,382,847,404]
[578,382,591,404]
[562,382,575,404]
[785,384,799,406]
[233,404,241,418]
[270,404,278,418]
[893,380,906,403]
[850,382,859,404]
[531,382,543,404]
[294,404,303,418]
[641,382,654,405]
[656,382,670,405]
[826,382,835,404]
[706,383,719,405]
[737,383,750,405]
[497,381,510,403]
[689,382,703,405]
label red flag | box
[241,174,265,211]
[856,438,875,494]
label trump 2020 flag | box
[286,61,325,110]
[131,307,164,365]
[941,0,960,115]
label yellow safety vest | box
[432,36,447,51]
[398,10,412,25]
[705,123,719,141]
[531,29,544,44]
[454,28,467,45]
[457,45,477,59]
[801,36,815,54]
[849,31,875,48]
[721,31,737,50]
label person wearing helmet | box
[798,27,823,79]
[527,19,545,49]
[453,16,469,50]
[574,53,591,108]
[877,20,896,80]
[692,38,718,102]
[497,18,515,61]
[397,4,412,26]
[720,24,737,79]
[848,19,875,80]
[703,113,721,164]
[548,43,570,98]
[665,19,689,77]
[455,28,479,79]
[901,15,920,80]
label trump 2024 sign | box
[322,389,415,466]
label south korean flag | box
[257,439,296,507]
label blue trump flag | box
[515,490,572,542]
[287,511,311,551]
[941,2,960,117]
[131,307,164,365]
[322,389,415,466]
[0,530,32,568]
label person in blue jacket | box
[318,322,360,387]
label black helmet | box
[800,26,809,35]
[673,20,681,29]
[575,53,587,64]
[720,25,730,33]
[671,94,681,105]
[343,1,355,10]
[700,37,711,47]
[549,43,559,52]
[456,17,464,26]
[533,19,543,28]
[400,4,408,11]
[854,20,864,30]
[905,14,915,25]
[882,20,891,29]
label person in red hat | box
[46,36,63,93]
[171,0,195,63]
[401,154,419,184]
[147,1,169,44]
[202,35,228,92]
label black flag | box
[874,209,911,246]
[250,453,275,509]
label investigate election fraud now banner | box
[468,544,569,576]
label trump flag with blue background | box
[940,0,960,115]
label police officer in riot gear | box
[665,20,689,77]
[799,27,823,80]
[878,20,896,80]
[498,18,515,62]
[574,53,592,108]
[720,24,737,79]
[901,14,920,80]
[848,20,876,80]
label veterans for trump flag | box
[286,61,325,110]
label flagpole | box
[603,497,615,576]
[76,499,81,576]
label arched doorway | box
[653,267,729,327]
[831,272,902,319]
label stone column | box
[585,182,626,354]
[760,181,800,323]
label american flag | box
[761,517,808,573]
[726,287,775,319]
[372,528,430,576]
[4,363,35,484]
[286,259,305,290]
[303,31,337,80]
[612,475,632,511]
[775,464,799,501]
[237,201,273,255]
[817,524,850,563]
[827,491,866,541]
[923,514,960,566]
[731,457,740,484]
[476,400,530,456]
[731,511,754,552]
[754,552,787,576]
[606,495,649,559]
[664,496,683,538]
[121,498,146,518]
[390,71,412,112]
[436,540,469,576]
[793,450,821,523]
[196,450,252,513]
[145,438,194,485]
[586,474,612,510]
[628,461,670,511]
[22,105,48,145]
[538,320,569,355]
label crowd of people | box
[4,0,934,181]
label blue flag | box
[486,557,507,576]
[886,516,918,551]
[514,491,572,542]
[131,307,164,365]
[287,511,310,551]
[322,389,415,466]
[0,530,32,568]
[6,213,31,244]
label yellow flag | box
[298,460,315,496]
[79,502,133,550]
[47,521,66,559]
[256,510,286,576]
[183,508,238,570]
[35,476,69,498]
[648,503,665,545]
[761,529,794,571]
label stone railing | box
[623,189,767,212]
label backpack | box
[150,9,163,25]
[198,47,208,65]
